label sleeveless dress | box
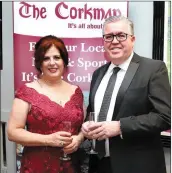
[15,84,84,173]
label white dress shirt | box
[94,52,133,156]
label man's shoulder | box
[135,53,165,67]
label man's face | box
[103,21,135,64]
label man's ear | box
[131,35,136,42]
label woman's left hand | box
[63,135,81,154]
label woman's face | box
[41,45,65,79]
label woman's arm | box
[7,98,72,147]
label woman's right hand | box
[48,131,73,147]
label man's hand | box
[88,121,121,140]
[81,121,101,139]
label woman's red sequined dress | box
[15,85,84,173]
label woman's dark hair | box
[34,35,68,74]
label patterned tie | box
[96,67,121,159]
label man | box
[81,16,171,173]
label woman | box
[7,35,85,173]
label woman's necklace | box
[36,79,64,106]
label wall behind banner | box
[1,2,155,173]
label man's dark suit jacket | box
[87,53,171,173]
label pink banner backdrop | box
[13,2,128,172]
[14,35,107,91]
[13,2,128,96]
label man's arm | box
[120,61,171,139]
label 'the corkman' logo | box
[55,2,121,20]
[18,2,121,20]
[19,2,47,20]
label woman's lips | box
[48,68,58,73]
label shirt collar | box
[108,52,134,73]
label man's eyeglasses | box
[103,33,132,42]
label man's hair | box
[102,16,134,35]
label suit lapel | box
[91,62,110,110]
[112,54,140,120]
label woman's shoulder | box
[65,82,81,92]
[71,84,79,91]
[15,81,38,97]
[25,80,38,88]
[64,81,83,95]
[71,85,83,99]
